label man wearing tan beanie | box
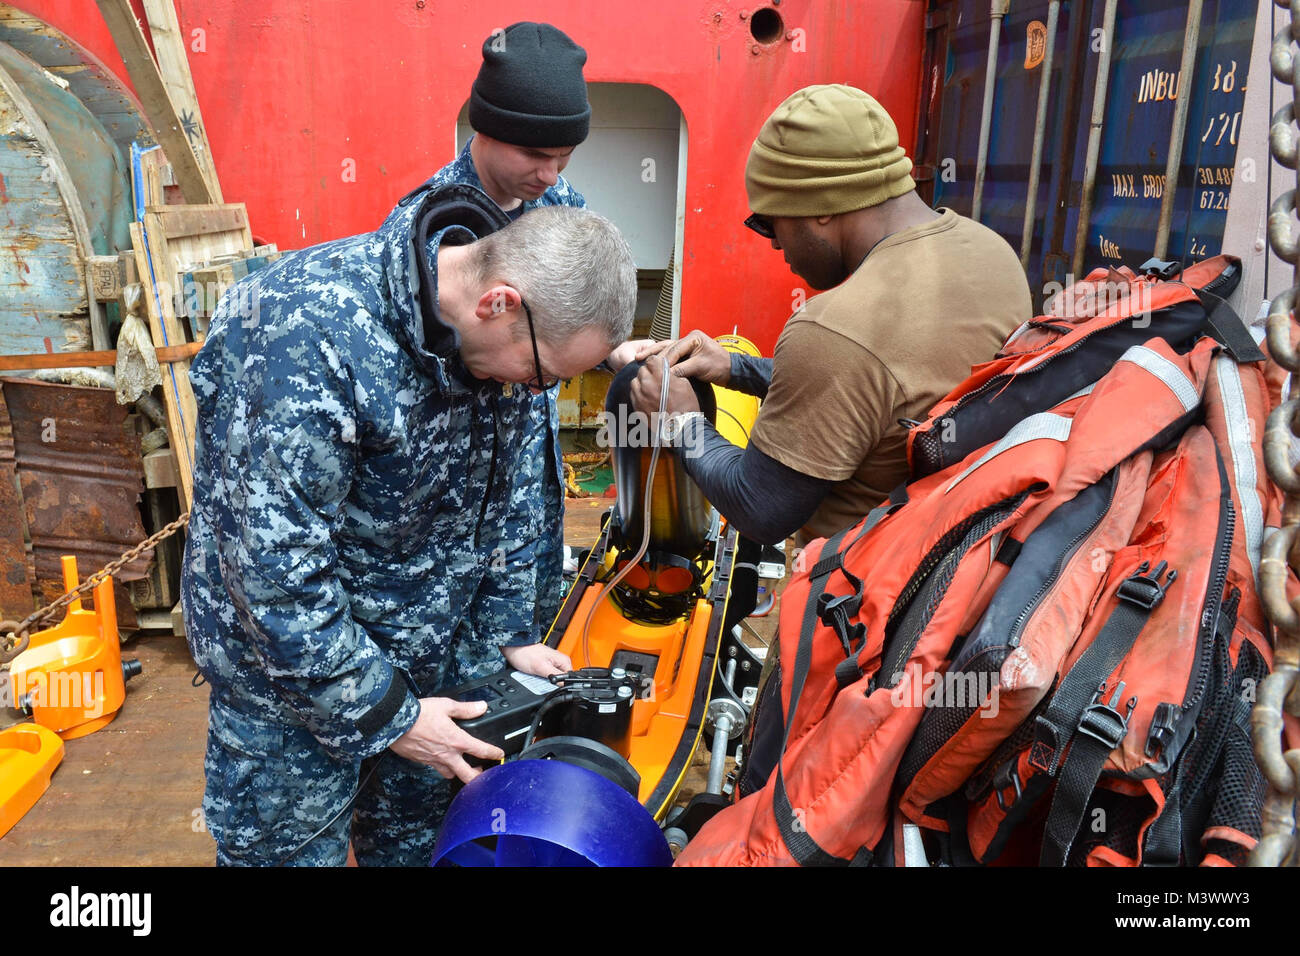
[629,84,1032,547]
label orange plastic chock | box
[6,556,141,740]
[0,723,63,839]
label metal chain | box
[0,512,190,665]
[1255,0,1300,868]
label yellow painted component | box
[557,368,614,428]
[0,723,63,839]
[712,334,761,450]
[8,556,126,740]
[555,588,713,812]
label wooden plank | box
[0,342,201,372]
[142,0,223,202]
[143,447,179,489]
[131,219,195,510]
[132,145,167,213]
[88,255,122,302]
[0,8,150,158]
[171,600,186,637]
[144,485,181,608]
[147,203,249,242]
[93,0,214,205]
[0,387,36,619]
[136,608,177,630]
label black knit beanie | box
[469,22,590,148]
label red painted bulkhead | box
[19,0,923,354]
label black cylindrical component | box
[122,659,143,681]
[518,736,642,798]
[604,361,718,563]
[534,669,637,757]
[17,692,32,716]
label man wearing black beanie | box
[426,21,590,218]
[417,22,592,836]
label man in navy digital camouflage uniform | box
[182,21,636,868]
[183,191,635,868]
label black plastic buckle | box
[1117,560,1178,611]
[1144,701,1180,759]
[817,592,864,656]
[1077,681,1138,751]
[993,759,1024,811]
[1139,257,1182,280]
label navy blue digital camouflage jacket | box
[182,183,566,760]
[424,136,585,646]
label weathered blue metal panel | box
[928,0,1258,299]
[0,55,90,354]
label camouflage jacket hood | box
[377,182,508,387]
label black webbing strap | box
[1140,774,1184,866]
[994,536,1023,567]
[1196,289,1266,363]
[815,500,901,687]
[773,526,854,866]
[1030,561,1177,776]
[1039,682,1137,866]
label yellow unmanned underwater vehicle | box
[433,337,777,866]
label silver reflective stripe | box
[944,413,1073,494]
[903,823,930,867]
[1118,345,1200,412]
[1216,355,1263,577]
[1003,320,1034,348]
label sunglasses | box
[744,212,776,240]
[521,298,560,392]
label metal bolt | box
[740,9,750,19]
[751,44,761,54]
[415,0,424,7]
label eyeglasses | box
[744,212,775,240]
[521,299,560,391]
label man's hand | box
[389,697,505,783]
[502,642,572,677]
[630,354,701,418]
[638,331,733,385]
[605,339,657,374]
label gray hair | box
[469,206,636,348]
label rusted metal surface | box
[0,378,149,628]
[0,385,35,619]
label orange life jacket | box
[678,257,1292,867]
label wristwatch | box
[660,411,706,447]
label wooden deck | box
[0,631,213,865]
[0,496,779,865]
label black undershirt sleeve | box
[677,416,831,545]
[727,353,774,399]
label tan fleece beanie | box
[745,84,915,217]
